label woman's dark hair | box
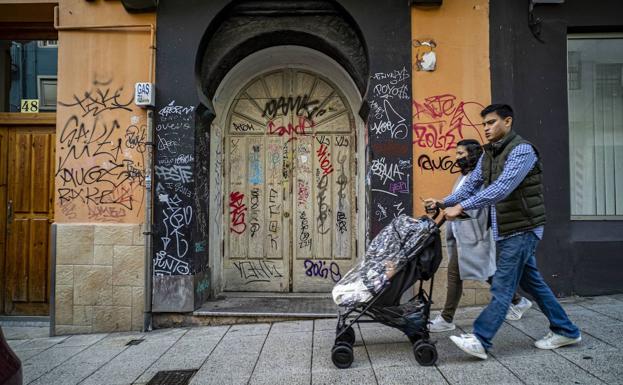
[456,139,483,174]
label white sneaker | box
[506,297,533,321]
[535,331,581,350]
[428,315,456,332]
[449,333,487,359]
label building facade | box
[0,0,621,334]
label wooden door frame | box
[209,46,366,296]
[0,112,55,315]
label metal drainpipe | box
[144,108,154,332]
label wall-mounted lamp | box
[529,0,565,43]
[120,0,158,13]
[409,0,442,6]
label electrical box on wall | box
[135,82,155,107]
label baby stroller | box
[330,212,444,368]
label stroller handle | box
[429,205,446,228]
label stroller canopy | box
[332,215,440,307]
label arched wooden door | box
[223,68,357,292]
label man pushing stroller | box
[425,104,581,360]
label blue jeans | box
[473,232,580,350]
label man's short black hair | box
[480,104,514,119]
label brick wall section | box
[54,224,145,335]
[430,226,491,310]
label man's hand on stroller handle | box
[422,197,443,214]
[421,197,466,221]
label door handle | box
[7,200,12,223]
[7,199,13,234]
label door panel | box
[2,122,55,315]
[223,69,356,292]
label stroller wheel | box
[413,342,438,366]
[335,326,356,346]
[331,344,354,369]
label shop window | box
[568,35,623,219]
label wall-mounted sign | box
[135,82,155,107]
[20,99,39,113]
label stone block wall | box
[54,224,145,335]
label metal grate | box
[147,370,198,385]
[125,338,145,346]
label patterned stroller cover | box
[332,215,440,308]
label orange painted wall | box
[411,0,491,216]
[55,0,155,223]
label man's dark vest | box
[482,131,546,236]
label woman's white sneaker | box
[535,331,582,349]
[506,297,533,321]
[449,333,488,359]
[428,315,456,332]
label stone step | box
[152,293,338,328]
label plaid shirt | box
[443,143,544,241]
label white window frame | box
[568,33,623,221]
[37,75,57,111]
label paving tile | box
[576,301,623,322]
[7,338,30,349]
[57,333,108,347]
[437,358,523,385]
[496,350,604,385]
[15,348,47,362]
[185,325,230,339]
[136,328,227,384]
[559,307,623,346]
[557,349,623,385]
[249,331,312,385]
[189,333,268,385]
[609,293,623,303]
[2,326,49,340]
[314,318,338,331]
[29,334,136,385]
[12,336,67,352]
[375,365,448,385]
[22,345,86,384]
[365,342,416,369]
[576,296,623,306]
[269,320,313,334]
[227,323,271,336]
[250,373,310,385]
[313,367,377,385]
[80,328,187,385]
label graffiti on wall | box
[154,100,196,276]
[368,66,413,237]
[412,94,484,175]
[56,81,146,222]
[233,260,284,284]
[303,259,342,283]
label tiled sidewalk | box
[6,294,623,385]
